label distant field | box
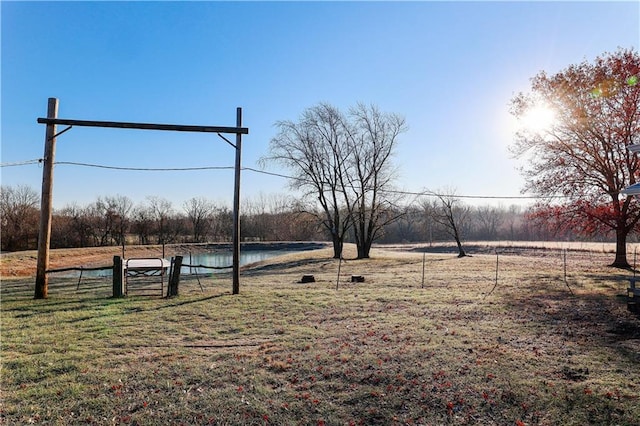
[1,244,639,425]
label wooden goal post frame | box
[35,98,248,298]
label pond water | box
[60,250,295,278]
[181,250,294,275]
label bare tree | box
[92,197,123,246]
[474,205,504,240]
[183,197,214,243]
[55,203,93,247]
[425,189,470,257]
[132,204,153,245]
[504,204,523,241]
[0,185,40,251]
[211,206,233,242]
[263,103,352,258]
[377,205,424,243]
[264,102,406,258]
[107,195,134,247]
[263,193,296,240]
[92,195,133,246]
[146,196,180,245]
[242,195,270,241]
[242,193,302,241]
[281,204,322,241]
[342,103,407,258]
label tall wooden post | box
[35,98,58,299]
[232,107,242,295]
[112,256,125,297]
[168,255,183,297]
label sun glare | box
[519,103,557,134]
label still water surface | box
[66,250,294,278]
[181,250,293,274]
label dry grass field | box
[1,243,639,425]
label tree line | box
[0,183,623,253]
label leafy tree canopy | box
[511,48,640,267]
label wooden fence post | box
[112,256,125,298]
[35,98,58,299]
[232,107,242,295]
[168,256,183,297]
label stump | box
[299,275,315,283]
[351,275,365,283]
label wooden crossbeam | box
[37,117,248,134]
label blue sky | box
[2,1,638,210]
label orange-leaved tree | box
[511,48,640,267]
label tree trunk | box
[357,243,370,259]
[331,234,343,259]
[611,227,630,268]
[451,221,466,258]
[456,238,467,258]
[355,227,370,259]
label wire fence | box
[4,245,635,307]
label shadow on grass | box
[153,293,229,310]
[499,274,640,365]
[241,257,335,275]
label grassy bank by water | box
[1,245,639,425]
